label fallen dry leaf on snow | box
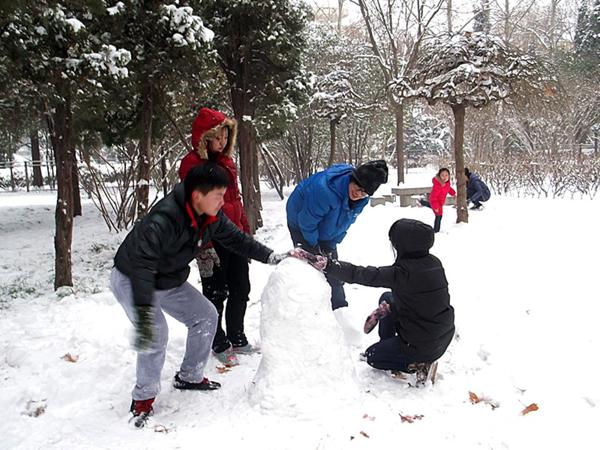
[359,431,370,438]
[469,391,481,404]
[362,413,375,421]
[521,403,539,415]
[216,366,231,374]
[400,414,424,423]
[61,353,79,363]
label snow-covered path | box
[1,178,599,449]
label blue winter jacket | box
[467,173,491,203]
[286,164,368,249]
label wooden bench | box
[391,187,456,207]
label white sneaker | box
[333,308,363,347]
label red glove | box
[363,301,391,334]
[289,247,328,271]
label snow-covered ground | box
[1,169,599,449]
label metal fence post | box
[9,161,15,191]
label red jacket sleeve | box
[449,185,456,196]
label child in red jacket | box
[418,168,456,233]
[179,107,252,367]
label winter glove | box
[134,305,154,352]
[197,247,220,278]
[289,247,328,271]
[267,251,291,265]
[363,301,392,334]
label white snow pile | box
[250,258,358,417]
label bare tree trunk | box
[46,87,74,289]
[337,0,344,35]
[452,104,468,223]
[447,0,453,32]
[72,152,82,217]
[239,122,261,233]
[328,120,337,167]
[136,80,153,219]
[30,129,44,187]
[395,104,405,184]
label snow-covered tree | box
[92,1,214,219]
[311,69,362,166]
[200,0,311,233]
[395,32,551,223]
[0,1,130,289]
[575,0,600,63]
[354,0,445,183]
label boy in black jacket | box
[303,218,455,384]
[111,163,288,426]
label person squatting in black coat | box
[308,218,455,381]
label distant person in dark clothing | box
[299,218,455,385]
[464,167,491,210]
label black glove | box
[298,243,322,255]
[134,305,154,351]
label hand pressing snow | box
[289,247,328,271]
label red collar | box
[186,202,218,229]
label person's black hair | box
[437,167,450,177]
[464,167,471,178]
[184,162,229,201]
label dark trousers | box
[364,292,418,372]
[288,226,348,310]
[200,241,251,353]
[419,199,442,233]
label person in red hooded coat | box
[179,107,252,367]
[418,168,456,233]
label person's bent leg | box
[364,337,416,372]
[111,267,168,401]
[159,282,218,383]
[377,292,396,340]
[200,259,230,353]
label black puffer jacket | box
[114,183,272,307]
[326,218,455,361]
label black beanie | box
[352,160,389,196]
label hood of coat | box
[388,218,434,259]
[432,175,447,187]
[191,107,238,159]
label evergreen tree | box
[0,1,130,289]
[200,0,311,233]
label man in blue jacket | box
[465,167,491,210]
[286,160,388,310]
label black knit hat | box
[351,160,389,196]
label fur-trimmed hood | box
[191,107,238,159]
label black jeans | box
[288,226,348,310]
[419,199,442,233]
[200,241,251,352]
[364,292,418,372]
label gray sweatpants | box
[110,267,218,400]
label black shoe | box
[228,331,249,348]
[173,372,221,391]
